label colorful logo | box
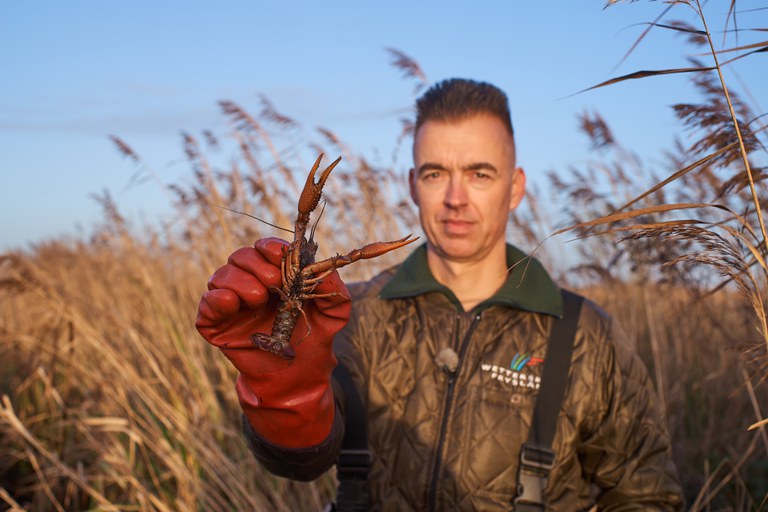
[510,353,544,371]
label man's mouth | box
[442,219,474,234]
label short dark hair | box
[414,78,514,136]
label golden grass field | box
[3,121,767,510]
[1,172,766,510]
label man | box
[196,78,683,510]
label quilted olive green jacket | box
[246,244,683,511]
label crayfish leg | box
[300,291,350,302]
[293,304,313,347]
[302,267,336,288]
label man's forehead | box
[416,112,512,134]
[412,114,517,162]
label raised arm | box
[195,237,351,480]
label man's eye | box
[467,170,495,188]
[470,171,494,181]
[422,171,442,181]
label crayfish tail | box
[249,333,296,360]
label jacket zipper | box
[427,311,482,512]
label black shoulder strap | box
[332,363,372,512]
[513,289,584,512]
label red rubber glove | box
[195,237,351,448]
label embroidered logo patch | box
[510,353,544,371]
[480,363,541,391]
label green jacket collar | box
[379,243,563,317]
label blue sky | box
[1,1,766,251]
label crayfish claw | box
[298,154,341,217]
[354,234,419,260]
[303,234,419,276]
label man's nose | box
[444,175,468,207]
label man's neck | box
[426,244,508,311]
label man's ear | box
[408,167,420,206]
[509,167,526,211]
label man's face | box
[410,114,525,264]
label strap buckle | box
[513,445,555,510]
[519,444,555,471]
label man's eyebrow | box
[417,162,499,174]
[463,162,498,173]
[416,162,448,174]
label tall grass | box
[1,3,767,510]
[551,1,768,506]
[0,98,417,511]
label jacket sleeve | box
[578,310,684,511]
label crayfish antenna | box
[309,200,327,244]
[205,202,294,234]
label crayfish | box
[250,154,417,359]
